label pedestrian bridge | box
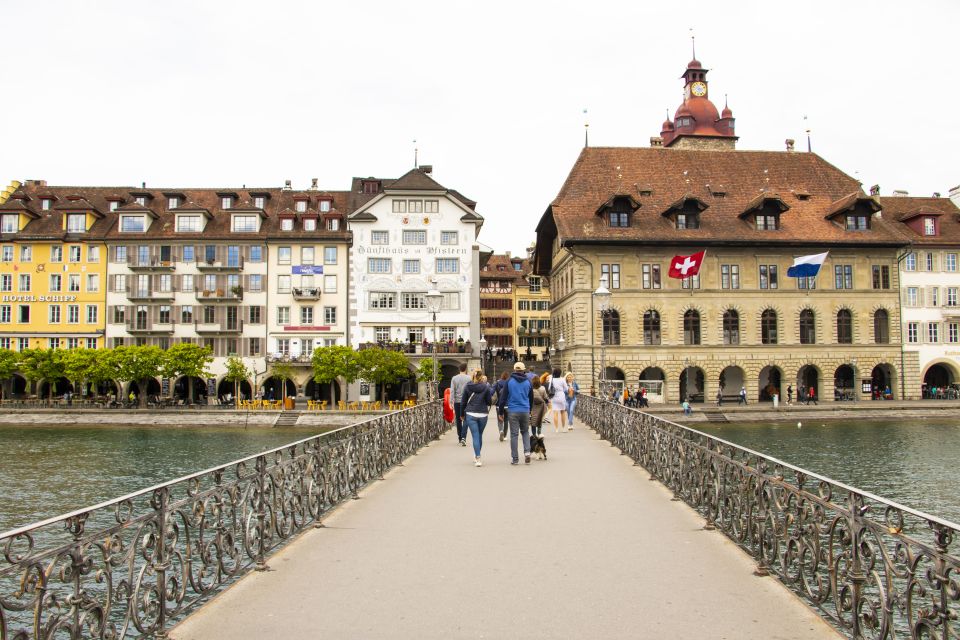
[1,399,957,639]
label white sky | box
[4,0,958,256]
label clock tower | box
[659,55,738,150]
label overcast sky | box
[4,0,958,256]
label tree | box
[162,343,213,404]
[0,348,20,400]
[223,357,250,405]
[60,348,98,397]
[269,361,296,405]
[357,348,411,402]
[113,346,166,408]
[18,349,68,401]
[415,358,437,399]
[311,346,359,405]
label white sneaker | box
[475,457,482,467]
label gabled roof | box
[53,197,104,218]
[596,194,642,216]
[0,197,40,218]
[116,202,159,219]
[739,192,790,219]
[895,205,944,222]
[881,196,960,245]
[171,201,213,218]
[385,168,446,192]
[823,191,881,220]
[661,193,709,217]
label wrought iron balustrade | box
[575,395,960,639]
[0,401,444,639]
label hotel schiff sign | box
[2,295,79,303]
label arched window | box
[683,309,701,345]
[602,310,620,346]
[643,310,661,345]
[761,309,778,345]
[874,309,889,344]
[836,309,853,344]
[722,309,739,345]
[799,309,816,344]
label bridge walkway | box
[172,415,838,639]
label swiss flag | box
[668,250,706,279]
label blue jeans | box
[507,411,531,462]
[566,397,577,424]
[465,414,488,457]
[454,403,466,441]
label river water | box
[0,423,332,533]
[701,418,960,524]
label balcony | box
[128,259,176,272]
[358,341,473,355]
[197,288,243,302]
[265,354,314,366]
[126,320,175,334]
[195,319,244,334]
[292,287,321,300]
[127,289,176,302]
[197,257,244,272]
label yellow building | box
[0,184,108,354]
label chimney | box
[869,185,880,196]
[933,192,941,198]
[650,136,663,147]
[785,139,795,152]
[419,164,433,175]
[892,189,909,197]
[141,182,146,188]
[310,178,318,190]
[283,180,292,190]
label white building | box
[884,194,960,397]
[347,167,484,400]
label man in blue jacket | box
[497,361,534,464]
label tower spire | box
[583,108,589,147]
[413,139,418,168]
[690,31,696,60]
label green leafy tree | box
[162,343,213,404]
[415,358,437,398]
[223,357,250,404]
[18,349,68,401]
[311,346,359,405]
[113,345,167,408]
[269,361,296,405]
[0,348,21,400]
[60,348,97,397]
[357,348,411,402]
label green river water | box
[1,418,959,533]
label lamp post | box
[424,288,444,401]
[684,357,691,404]
[557,333,566,374]
[593,286,611,397]
[478,335,487,376]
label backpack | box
[546,377,555,397]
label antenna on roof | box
[689,28,696,59]
[583,109,589,147]
[803,115,812,152]
[413,139,418,168]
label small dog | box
[531,435,547,460]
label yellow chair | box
[338,400,346,411]
[372,401,381,410]
[348,401,359,410]
[319,400,328,411]
[361,401,370,411]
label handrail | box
[0,401,444,638]
[577,395,960,638]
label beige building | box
[533,55,912,403]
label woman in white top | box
[548,367,569,433]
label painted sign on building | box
[292,265,324,275]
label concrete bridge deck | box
[172,416,838,639]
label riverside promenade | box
[172,418,838,639]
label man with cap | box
[497,360,535,464]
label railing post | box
[254,455,269,571]
[152,487,171,636]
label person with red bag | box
[443,387,455,424]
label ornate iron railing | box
[0,402,444,638]
[576,395,959,639]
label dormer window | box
[755,213,779,230]
[135,196,146,206]
[66,213,86,233]
[176,215,203,232]
[295,200,308,213]
[303,218,317,231]
[41,198,52,210]
[221,196,234,209]
[319,199,331,213]
[924,217,937,236]
[281,218,294,231]
[108,200,120,212]
[326,218,340,231]
[168,196,181,209]
[845,214,870,231]
[676,212,700,229]
[1,214,17,233]
[609,211,629,227]
[362,180,380,194]
[231,215,258,233]
[120,215,146,232]
[254,196,266,209]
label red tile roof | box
[880,196,960,245]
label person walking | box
[716,389,723,407]
[460,370,495,467]
[547,367,569,432]
[450,363,471,447]
[787,384,793,405]
[807,386,817,405]
[497,361,534,464]
[738,386,747,405]
[565,373,579,429]
[530,377,549,437]
[494,371,510,441]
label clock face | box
[691,81,707,97]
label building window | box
[609,211,629,227]
[221,196,233,209]
[277,275,291,293]
[318,200,331,213]
[120,216,146,232]
[906,287,919,306]
[69,245,81,262]
[323,246,337,264]
[676,212,699,230]
[403,230,427,245]
[295,200,308,213]
[392,199,407,213]
[51,245,63,262]
[0,246,11,262]
[68,274,81,292]
[799,309,816,344]
[371,231,389,245]
[41,198,52,210]
[931,287,940,307]
[928,323,940,343]
[49,305,61,323]
[18,274,30,292]
[441,231,458,245]
[602,310,620,345]
[947,287,958,307]
[761,309,778,344]
[324,275,336,293]
[759,265,778,289]
[872,265,890,289]
[924,217,936,235]
[280,218,294,231]
[18,305,29,323]
[643,310,660,345]
[948,323,959,344]
[301,247,315,265]
[926,252,936,271]
[683,309,700,345]
[374,326,391,342]
[642,264,662,289]
[20,246,31,262]
[66,214,86,233]
[873,309,889,344]
[0,305,9,323]
[845,214,869,230]
[1,214,17,233]
[600,263,620,289]
[49,274,62,291]
[303,218,316,231]
[441,292,460,310]
[836,309,853,344]
[907,322,918,343]
[86,338,96,349]
[86,305,98,324]
[424,200,439,214]
[67,305,79,324]
[529,276,541,293]
[276,306,290,325]
[49,338,60,349]
[723,309,740,345]
[797,274,817,290]
[324,307,336,324]
[275,246,290,265]
[401,292,426,310]
[720,264,739,289]
[436,258,459,273]
[755,214,778,230]
[408,200,423,214]
[368,258,391,273]
[943,253,956,272]
[232,215,258,232]
[300,306,314,324]
[326,218,340,231]
[403,259,420,274]
[176,215,202,232]
[834,264,853,289]
[370,292,396,310]
[904,253,916,271]
[86,274,99,292]
[0,275,10,291]
[86,245,99,263]
[681,274,700,289]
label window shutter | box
[918,288,925,307]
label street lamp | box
[557,333,566,373]
[478,334,487,376]
[424,288,444,401]
[593,286,611,397]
